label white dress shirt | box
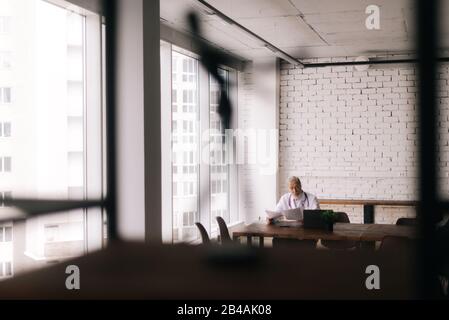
[275,191,320,212]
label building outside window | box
[171,51,199,243]
[0,87,12,104]
[0,51,12,69]
[0,16,12,34]
[0,157,11,172]
[0,122,11,137]
[0,0,104,278]
[166,45,237,243]
[210,69,230,230]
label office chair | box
[216,216,233,244]
[320,212,358,250]
[195,222,210,244]
[396,217,418,226]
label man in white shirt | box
[269,176,320,223]
[269,176,320,248]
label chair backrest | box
[195,222,210,244]
[396,218,418,226]
[216,216,232,244]
[335,212,350,223]
[321,212,356,250]
[379,236,414,253]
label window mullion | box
[199,66,211,234]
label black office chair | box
[216,216,233,244]
[320,212,358,250]
[195,222,210,244]
[396,217,418,226]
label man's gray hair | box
[288,176,301,186]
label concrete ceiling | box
[160,0,449,61]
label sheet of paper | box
[265,210,282,219]
[281,207,303,221]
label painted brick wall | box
[238,62,257,222]
[279,57,449,224]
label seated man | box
[269,176,320,248]
[268,176,320,224]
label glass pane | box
[0,0,87,278]
[3,122,11,137]
[210,69,230,231]
[4,226,11,241]
[172,51,199,243]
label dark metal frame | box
[416,0,441,298]
[302,57,449,68]
[103,0,118,241]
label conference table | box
[231,222,418,247]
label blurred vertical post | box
[416,0,440,298]
[103,0,118,242]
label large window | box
[210,69,230,229]
[171,51,199,243]
[0,0,104,278]
[163,43,238,244]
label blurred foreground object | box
[187,11,232,131]
[0,242,416,299]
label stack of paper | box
[265,207,304,221]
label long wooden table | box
[232,222,418,247]
[0,242,417,299]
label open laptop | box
[303,210,326,229]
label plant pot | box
[324,222,334,232]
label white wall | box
[116,0,161,241]
[278,57,449,223]
[238,58,280,223]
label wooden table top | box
[0,241,417,299]
[232,222,418,242]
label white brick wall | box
[279,57,449,224]
[238,62,257,219]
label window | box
[171,51,199,243]
[162,44,238,244]
[0,122,11,137]
[0,16,11,34]
[0,191,12,208]
[210,69,231,224]
[0,157,12,172]
[0,191,12,207]
[0,51,12,69]
[173,182,177,197]
[0,0,105,277]
[0,226,13,242]
[0,87,12,104]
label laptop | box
[303,210,326,229]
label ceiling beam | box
[194,0,304,67]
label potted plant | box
[321,210,337,232]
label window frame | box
[160,42,240,244]
[10,0,107,263]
